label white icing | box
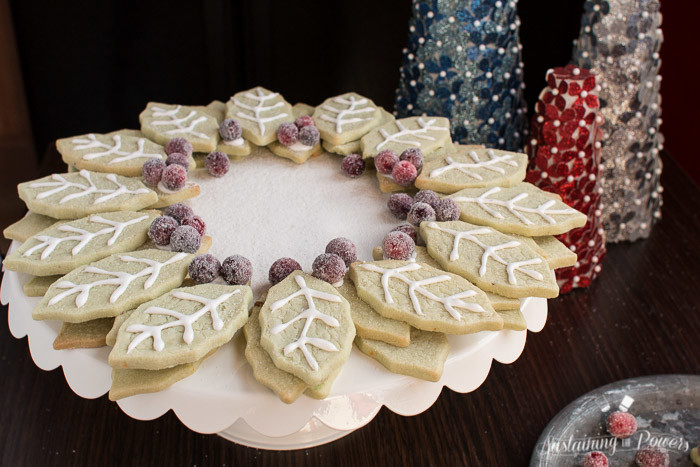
[232,88,288,135]
[125,289,240,353]
[319,95,376,134]
[451,186,579,225]
[47,252,188,308]
[29,169,150,205]
[22,214,149,260]
[424,222,544,285]
[287,141,313,152]
[357,262,485,320]
[429,149,519,180]
[222,137,245,147]
[269,275,342,371]
[71,134,163,164]
[376,118,448,151]
[150,105,209,140]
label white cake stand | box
[2,250,547,450]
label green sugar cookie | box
[226,87,294,146]
[140,102,219,152]
[361,116,451,160]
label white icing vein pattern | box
[71,134,163,164]
[425,222,544,285]
[233,88,288,135]
[150,105,209,139]
[269,275,342,371]
[29,169,150,205]
[319,95,376,133]
[22,214,149,260]
[376,118,448,151]
[430,149,518,180]
[125,289,240,353]
[451,187,579,225]
[48,252,188,308]
[358,262,485,320]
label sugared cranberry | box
[170,225,201,253]
[382,231,415,260]
[391,224,418,244]
[407,202,436,226]
[298,125,320,146]
[375,150,399,175]
[182,215,206,236]
[434,198,460,221]
[606,411,638,439]
[142,158,165,186]
[582,451,608,467]
[165,137,193,156]
[188,254,221,284]
[219,118,242,141]
[221,255,253,285]
[414,189,439,208]
[276,122,299,147]
[400,147,424,171]
[148,216,178,246]
[341,154,365,178]
[165,152,190,171]
[164,203,194,224]
[294,115,314,130]
[269,257,302,285]
[391,160,418,186]
[634,445,669,467]
[312,253,346,284]
[325,237,357,267]
[205,151,230,177]
[161,164,187,191]
[387,193,413,219]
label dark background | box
[7,0,698,182]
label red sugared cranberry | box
[341,154,366,178]
[165,137,193,156]
[161,164,187,191]
[606,411,638,439]
[170,225,201,253]
[205,151,230,177]
[391,160,418,186]
[182,215,206,236]
[407,202,436,226]
[434,198,460,221]
[165,152,190,171]
[298,125,320,146]
[142,158,165,186]
[269,257,302,285]
[375,150,399,175]
[582,451,608,467]
[634,445,669,467]
[414,189,439,208]
[382,231,415,260]
[188,254,221,284]
[219,118,242,141]
[164,203,194,224]
[387,193,413,219]
[276,122,299,147]
[221,255,253,285]
[148,216,178,246]
[312,253,346,284]
[400,147,424,171]
[325,237,357,267]
[391,224,418,244]
[294,115,314,130]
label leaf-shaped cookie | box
[139,102,219,152]
[18,169,158,219]
[349,260,502,334]
[312,92,382,145]
[415,146,528,193]
[447,182,588,236]
[3,210,159,276]
[33,249,192,322]
[195,100,255,158]
[533,236,578,269]
[420,220,558,298]
[361,116,451,160]
[355,328,449,382]
[109,283,252,370]
[57,130,167,177]
[259,272,354,386]
[226,86,294,146]
[3,211,59,242]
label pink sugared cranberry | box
[312,253,346,284]
[269,257,302,285]
[391,160,418,186]
[161,164,187,191]
[387,193,413,219]
[375,149,399,175]
[382,231,415,260]
[276,122,299,147]
[325,237,357,267]
[341,154,365,178]
[606,411,638,439]
[582,451,608,467]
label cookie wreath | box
[3,87,583,407]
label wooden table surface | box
[0,153,698,466]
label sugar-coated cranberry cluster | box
[276,116,321,148]
[387,190,460,226]
[147,203,206,254]
[375,147,424,186]
[143,137,195,191]
[268,237,357,287]
[189,253,253,286]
